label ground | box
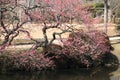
[2,23,120,62]
[112,44,120,61]
[2,23,117,44]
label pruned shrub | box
[0,44,63,71]
[0,30,113,71]
[44,30,113,69]
[0,51,55,71]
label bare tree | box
[109,0,120,21]
[0,0,99,52]
[0,0,33,51]
[24,0,98,51]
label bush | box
[0,30,113,71]
[0,44,63,71]
[92,3,104,8]
[45,30,113,69]
[0,51,55,71]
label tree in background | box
[0,0,38,51]
[109,0,120,23]
[24,0,99,51]
[83,0,109,33]
[0,0,100,52]
[0,0,25,51]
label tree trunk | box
[104,0,108,33]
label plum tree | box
[0,0,100,52]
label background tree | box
[0,0,34,51]
[109,0,120,23]
[0,0,100,52]
[82,0,109,33]
[103,0,108,33]
[24,0,99,51]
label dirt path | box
[112,43,120,61]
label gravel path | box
[109,37,120,41]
